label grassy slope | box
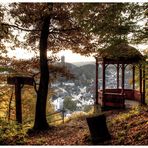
[0,105,148,145]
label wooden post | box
[7,76,34,124]
[15,82,22,124]
[62,109,65,124]
[133,65,135,90]
[139,65,143,104]
[121,63,125,94]
[117,63,119,89]
[95,57,98,105]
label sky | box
[57,50,95,63]
[7,48,95,63]
[7,44,147,63]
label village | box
[51,56,133,116]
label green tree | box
[63,96,77,112]
[73,3,147,49]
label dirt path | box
[26,118,89,145]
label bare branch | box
[50,27,80,34]
[33,79,38,94]
[1,23,41,32]
[32,72,40,78]
[1,22,80,34]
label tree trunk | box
[33,15,51,130]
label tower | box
[61,56,65,65]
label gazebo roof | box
[97,43,145,63]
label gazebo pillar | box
[133,65,135,90]
[142,65,145,104]
[139,65,143,104]
[121,63,125,94]
[117,63,119,89]
[102,59,106,105]
[95,57,98,105]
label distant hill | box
[64,62,95,81]
[72,61,95,67]
[79,64,96,80]
[56,62,96,83]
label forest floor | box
[1,104,148,145]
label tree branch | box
[33,79,38,94]
[2,23,80,34]
[1,23,41,32]
[50,27,80,34]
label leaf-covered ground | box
[1,105,148,145]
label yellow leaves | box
[0,85,14,120]
[0,111,5,118]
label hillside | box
[72,61,95,67]
[1,105,147,145]
[64,62,95,80]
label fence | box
[46,109,65,124]
[0,109,65,125]
[22,109,65,125]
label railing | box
[46,109,65,124]
[9,109,65,125]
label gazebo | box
[95,43,146,110]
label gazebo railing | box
[97,88,142,109]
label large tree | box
[1,3,94,130]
